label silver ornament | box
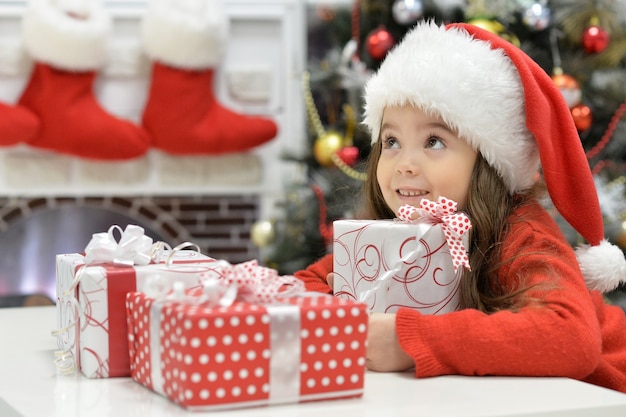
[521,0,551,31]
[392,0,423,26]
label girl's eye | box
[382,136,399,149]
[426,136,445,150]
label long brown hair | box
[362,140,542,313]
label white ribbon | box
[84,224,160,266]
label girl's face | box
[376,105,478,214]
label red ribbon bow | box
[221,260,306,303]
[397,197,472,272]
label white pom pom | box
[575,240,626,293]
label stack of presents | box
[53,198,469,411]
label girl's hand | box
[326,273,334,290]
[366,313,414,372]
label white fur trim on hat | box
[363,21,539,194]
[576,240,626,293]
[22,0,111,71]
[141,0,229,70]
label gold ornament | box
[314,132,345,167]
[302,71,366,180]
[467,18,520,47]
[250,219,275,248]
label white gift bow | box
[84,224,160,266]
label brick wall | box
[0,195,261,263]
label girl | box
[295,21,626,393]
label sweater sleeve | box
[396,204,603,380]
[294,253,334,294]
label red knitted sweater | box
[294,200,626,393]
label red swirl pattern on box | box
[126,292,368,410]
[333,220,461,314]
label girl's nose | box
[396,151,420,175]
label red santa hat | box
[363,21,626,293]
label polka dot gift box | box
[126,280,368,410]
[333,197,472,314]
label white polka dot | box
[262,383,270,393]
[206,336,217,346]
[358,357,366,366]
[307,344,316,354]
[232,386,242,397]
[358,323,367,333]
[254,332,264,343]
[191,373,201,383]
[314,327,324,337]
[230,316,240,327]
[336,375,345,385]
[184,319,193,329]
[199,354,209,364]
[261,314,270,324]
[184,389,193,399]
[231,351,241,362]
[190,337,201,348]
[223,335,233,345]
[214,318,224,328]
[344,325,353,334]
[207,371,218,382]
[301,329,309,338]
[262,349,270,359]
[215,353,225,363]
[300,362,308,372]
[329,326,338,336]
[246,350,257,361]
[200,389,210,399]
[336,342,345,351]
[351,307,361,317]
[307,378,316,388]
[306,311,316,320]
[322,343,331,353]
[351,374,360,383]
[216,388,226,398]
[343,358,352,368]
[336,308,346,318]
[184,354,193,365]
[238,334,249,344]
[245,315,256,326]
[328,359,337,369]
[223,370,233,380]
[254,367,264,377]
[321,309,331,319]
[198,318,208,329]
[321,377,330,386]
[313,361,323,371]
[239,368,249,379]
[351,341,360,350]
[247,385,257,395]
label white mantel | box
[0,0,307,219]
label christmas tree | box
[251,0,626,308]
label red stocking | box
[18,0,150,160]
[141,0,278,155]
[0,102,39,146]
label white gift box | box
[333,218,464,314]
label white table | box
[2,306,626,417]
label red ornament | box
[571,103,593,132]
[366,25,395,60]
[551,73,581,108]
[336,146,359,167]
[581,25,610,54]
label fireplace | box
[0,0,306,305]
[0,194,260,303]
